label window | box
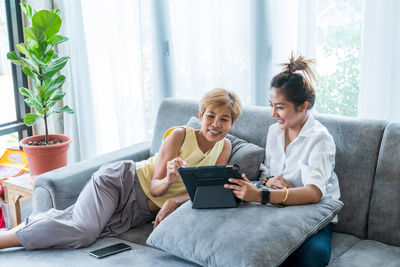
[0,0,31,155]
[315,0,364,117]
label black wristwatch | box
[260,188,270,205]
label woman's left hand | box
[153,198,178,228]
[224,174,260,202]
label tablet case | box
[178,164,242,209]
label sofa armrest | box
[33,141,151,212]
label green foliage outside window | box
[316,24,361,117]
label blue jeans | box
[280,223,332,267]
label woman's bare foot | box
[0,223,25,249]
[0,230,22,249]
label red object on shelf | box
[0,149,29,228]
[0,184,5,229]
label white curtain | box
[55,0,163,161]
[269,0,316,77]
[57,0,272,161]
[358,0,400,122]
[54,0,98,162]
[166,0,272,105]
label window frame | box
[0,0,32,141]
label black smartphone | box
[89,243,132,259]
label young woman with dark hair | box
[225,54,340,267]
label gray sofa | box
[1,98,399,266]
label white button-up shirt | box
[261,114,340,201]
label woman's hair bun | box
[281,52,317,85]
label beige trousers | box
[16,161,154,250]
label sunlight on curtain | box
[55,0,98,162]
[269,0,304,75]
[57,0,159,159]
[70,0,162,156]
[168,0,257,104]
[358,0,400,122]
[269,0,318,80]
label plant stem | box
[39,66,49,145]
[44,112,49,144]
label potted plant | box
[7,3,74,180]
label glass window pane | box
[0,132,19,156]
[315,0,363,117]
[0,0,17,124]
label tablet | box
[178,164,242,209]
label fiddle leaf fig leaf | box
[51,9,61,15]
[7,51,40,74]
[32,10,61,39]
[25,97,44,111]
[42,49,54,64]
[43,56,69,80]
[16,43,31,58]
[46,100,57,109]
[24,113,42,126]
[48,35,68,46]
[7,51,23,65]
[54,105,74,114]
[48,75,66,90]
[22,67,39,81]
[36,85,49,98]
[24,27,48,56]
[20,3,36,24]
[48,90,66,102]
[19,87,34,98]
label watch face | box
[261,189,270,204]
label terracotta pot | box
[20,134,72,182]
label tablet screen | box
[178,164,242,208]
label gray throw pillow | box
[186,117,265,180]
[147,198,343,267]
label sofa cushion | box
[118,223,154,246]
[329,232,360,264]
[186,116,265,180]
[226,134,264,180]
[0,236,198,267]
[368,123,400,246]
[227,105,272,148]
[328,239,400,267]
[315,113,387,239]
[147,198,343,267]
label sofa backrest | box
[151,98,389,239]
[315,113,387,239]
[368,123,400,246]
[151,99,201,156]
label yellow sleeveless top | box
[136,126,224,208]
